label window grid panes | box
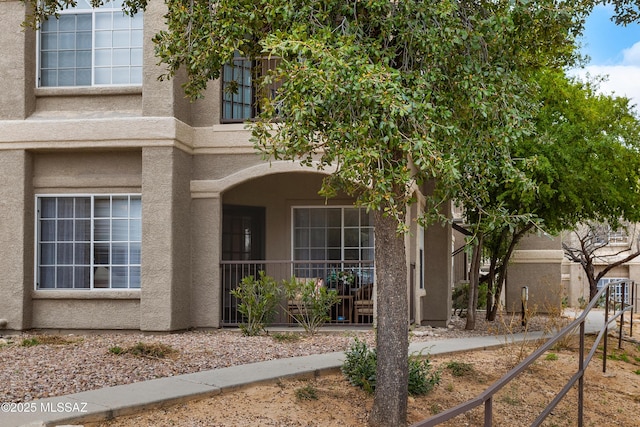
[37,195,141,290]
[293,207,374,280]
[39,0,143,87]
[221,55,281,123]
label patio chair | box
[353,283,374,324]
[287,277,322,323]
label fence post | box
[603,286,610,373]
[619,282,626,349]
[578,321,585,427]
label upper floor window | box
[36,195,141,290]
[221,55,280,123]
[38,0,143,87]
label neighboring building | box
[0,1,452,332]
[561,226,640,307]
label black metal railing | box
[411,279,637,427]
[221,260,375,326]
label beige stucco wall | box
[506,234,564,314]
[140,146,192,331]
[0,150,34,330]
[31,293,140,330]
[0,1,36,119]
[421,203,452,327]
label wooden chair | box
[353,283,374,324]
[287,278,321,323]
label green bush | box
[283,277,340,335]
[452,282,488,315]
[341,338,440,396]
[446,361,475,377]
[230,271,281,336]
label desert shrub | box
[230,271,281,336]
[283,277,340,335]
[452,282,488,316]
[271,332,301,342]
[446,361,475,377]
[295,383,318,400]
[107,342,175,358]
[341,338,440,396]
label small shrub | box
[231,271,281,336]
[545,353,559,361]
[109,345,125,355]
[446,361,474,377]
[633,369,640,375]
[19,335,79,347]
[271,332,301,343]
[21,338,40,347]
[284,277,340,335]
[408,354,441,395]
[341,338,377,393]
[295,383,318,400]
[127,342,176,359]
[341,338,440,396]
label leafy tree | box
[605,0,640,24]
[465,70,640,322]
[22,1,592,425]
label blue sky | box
[572,5,640,109]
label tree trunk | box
[466,235,483,330]
[369,210,409,427]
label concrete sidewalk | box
[3,312,606,427]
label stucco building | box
[0,0,454,332]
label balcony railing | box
[221,260,375,326]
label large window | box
[292,207,374,281]
[36,195,141,290]
[38,0,143,87]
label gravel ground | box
[0,314,554,403]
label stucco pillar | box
[190,195,221,328]
[0,1,36,119]
[0,150,33,330]
[140,146,192,331]
[506,234,564,314]
[421,208,453,327]
[141,0,191,121]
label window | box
[221,55,280,122]
[36,195,141,289]
[597,277,629,304]
[38,0,143,87]
[292,207,374,282]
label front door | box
[221,205,265,324]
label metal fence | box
[221,260,374,326]
[411,279,637,427]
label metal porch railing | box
[411,279,637,427]
[221,260,374,326]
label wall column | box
[0,150,33,330]
[421,207,453,327]
[140,146,192,331]
[0,1,36,119]
[190,194,221,328]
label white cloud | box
[622,41,640,65]
[570,64,640,112]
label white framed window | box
[597,277,629,303]
[36,195,141,290]
[292,207,374,282]
[38,0,143,87]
